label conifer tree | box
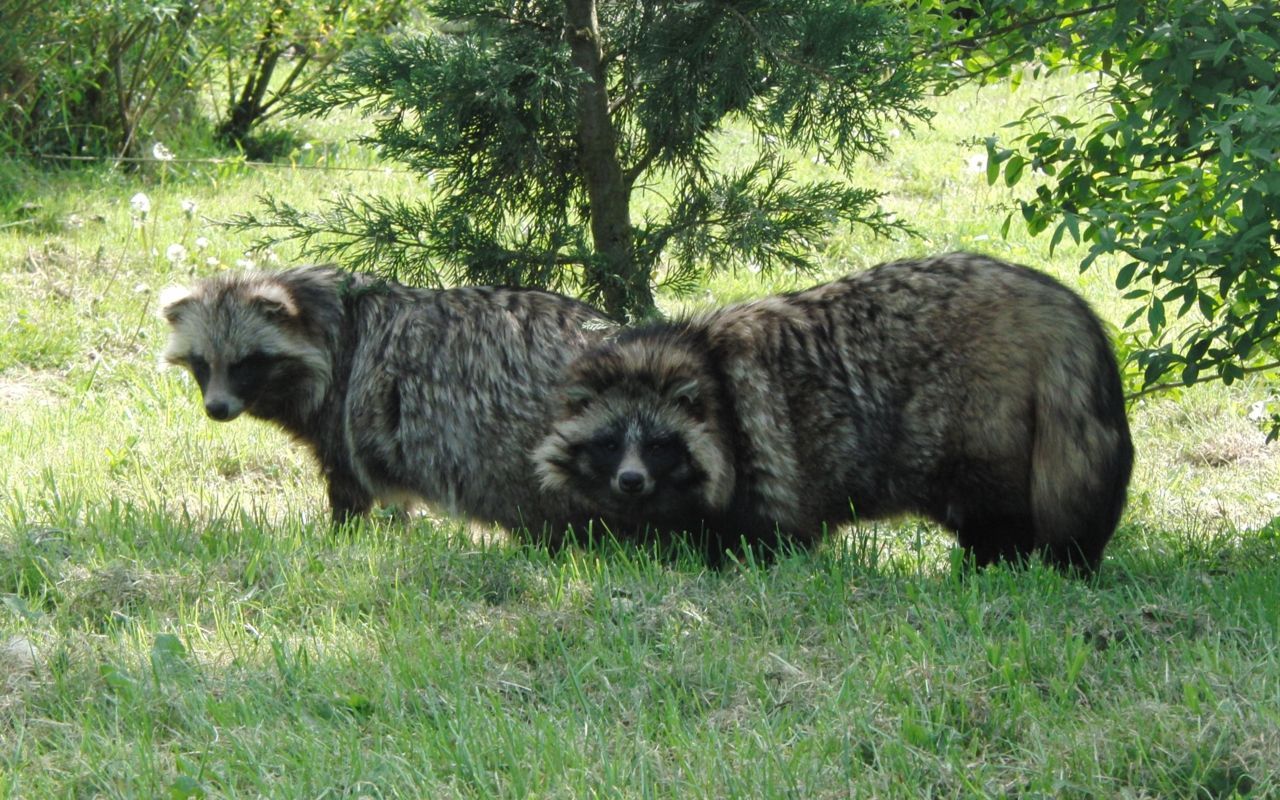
[234,0,929,319]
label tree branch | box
[721,3,839,84]
[623,139,662,188]
[1126,360,1280,402]
[910,1,1122,60]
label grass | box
[2,71,1280,798]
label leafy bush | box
[0,1,406,160]
[1,1,206,158]
[945,1,1279,417]
[205,0,407,148]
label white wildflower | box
[180,199,197,218]
[1248,400,1270,424]
[130,192,151,218]
[166,243,188,265]
[206,257,220,267]
[194,236,210,251]
[152,142,175,162]
[236,258,255,269]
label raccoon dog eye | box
[230,352,274,384]
[186,355,210,383]
[645,435,677,453]
[235,352,272,371]
[587,437,619,455]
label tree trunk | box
[564,0,653,319]
[218,11,286,146]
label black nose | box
[617,470,646,495]
[205,401,232,421]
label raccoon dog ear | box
[563,384,596,413]
[248,283,299,320]
[667,378,701,414]
[158,286,194,323]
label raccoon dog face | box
[534,334,735,528]
[159,275,332,424]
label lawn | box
[1,70,1278,798]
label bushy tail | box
[1029,333,1134,574]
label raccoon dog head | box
[159,269,335,424]
[534,329,735,525]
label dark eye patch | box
[589,436,620,456]
[229,352,276,394]
[185,355,210,388]
[645,434,678,453]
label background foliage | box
[954,1,1280,418]
[3,0,1278,392]
[1,1,206,158]
[0,0,403,160]
[207,0,406,151]
[233,0,931,319]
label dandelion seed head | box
[130,192,151,218]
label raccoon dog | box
[161,264,615,540]
[534,253,1134,573]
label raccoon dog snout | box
[204,399,237,421]
[615,469,650,495]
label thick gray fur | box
[161,264,616,541]
[535,253,1134,573]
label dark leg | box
[708,520,807,569]
[1038,538,1104,577]
[327,473,373,525]
[955,514,1036,569]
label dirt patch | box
[0,636,39,717]
[1181,429,1272,468]
[0,370,65,409]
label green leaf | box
[152,633,187,660]
[1115,261,1139,290]
[1147,299,1166,332]
[985,146,1002,185]
[1064,213,1081,245]
[99,663,137,698]
[1004,154,1026,187]
[168,776,206,800]
[1049,219,1066,255]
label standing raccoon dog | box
[160,265,615,540]
[534,253,1134,573]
